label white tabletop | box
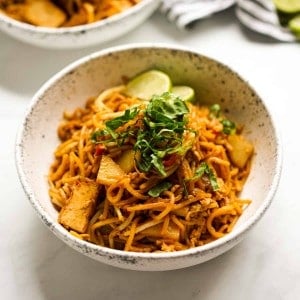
[0,7,299,300]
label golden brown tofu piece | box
[24,0,66,27]
[58,179,99,233]
[97,155,125,185]
[228,134,254,169]
[116,149,136,173]
[141,222,180,241]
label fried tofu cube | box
[24,0,66,27]
[228,134,254,169]
[97,155,125,185]
[141,222,180,241]
[58,179,99,233]
[116,149,136,173]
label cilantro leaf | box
[205,165,219,191]
[146,92,189,122]
[91,130,104,143]
[151,154,166,177]
[91,92,191,176]
[190,162,219,191]
[106,107,139,130]
[148,181,172,197]
[194,162,207,179]
[134,92,190,176]
[91,107,139,144]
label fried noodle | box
[48,85,253,252]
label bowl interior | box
[17,45,281,269]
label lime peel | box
[273,0,300,13]
[288,14,300,36]
[124,70,172,101]
[171,85,195,102]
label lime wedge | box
[171,85,195,102]
[289,14,300,35]
[125,70,172,100]
[273,0,300,13]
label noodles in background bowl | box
[48,81,254,253]
[0,0,140,28]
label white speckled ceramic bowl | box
[0,0,160,49]
[15,44,282,271]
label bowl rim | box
[15,43,283,262]
[0,0,158,34]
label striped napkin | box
[161,0,297,42]
[236,0,297,42]
[161,0,236,29]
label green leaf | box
[182,180,188,197]
[91,130,103,143]
[151,154,166,177]
[148,181,172,197]
[134,92,190,176]
[146,92,189,122]
[106,107,139,130]
[189,162,219,191]
[91,91,191,177]
[205,165,219,191]
[194,162,207,179]
[91,107,139,145]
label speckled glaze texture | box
[15,44,282,271]
[0,0,160,49]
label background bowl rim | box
[15,43,283,261]
[0,0,158,34]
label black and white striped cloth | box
[236,0,297,42]
[161,0,235,29]
[161,0,297,42]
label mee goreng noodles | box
[0,0,140,28]
[48,71,254,252]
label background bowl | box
[0,0,160,49]
[16,44,282,271]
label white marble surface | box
[0,7,299,300]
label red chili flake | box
[211,129,220,138]
[163,154,178,167]
[94,144,106,156]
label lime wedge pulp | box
[125,70,172,101]
[171,85,195,102]
[273,0,300,13]
[289,14,300,35]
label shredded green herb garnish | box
[135,93,189,176]
[106,107,139,130]
[92,92,190,176]
[190,162,219,191]
[182,180,188,197]
[91,106,139,145]
[148,181,172,197]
